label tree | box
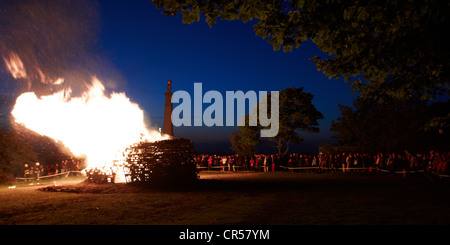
[13,124,80,167]
[330,97,450,153]
[152,0,449,102]
[266,87,323,156]
[230,87,323,157]
[229,116,260,157]
[0,130,37,180]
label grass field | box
[1,171,450,225]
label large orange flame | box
[3,52,27,79]
[6,53,166,171]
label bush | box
[0,169,15,184]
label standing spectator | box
[331,155,338,171]
[34,162,41,180]
[250,157,255,171]
[299,155,305,168]
[207,155,213,171]
[436,153,447,176]
[322,154,329,173]
[386,153,395,171]
[346,153,353,172]
[237,155,243,170]
[213,155,220,169]
[61,160,67,173]
[46,164,52,175]
[29,166,35,179]
[24,164,30,180]
[256,156,262,171]
[221,156,228,171]
[229,155,236,171]
[341,153,347,172]
[288,155,293,167]
[201,156,207,168]
[266,155,272,173]
[409,154,418,171]
[263,155,268,172]
[272,155,277,172]
[39,164,45,177]
[244,156,250,171]
[353,153,359,169]
[376,153,385,169]
[312,155,317,168]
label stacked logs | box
[124,137,198,184]
[85,168,115,184]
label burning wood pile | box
[85,137,198,184]
[85,168,116,184]
[123,137,198,184]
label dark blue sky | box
[95,0,358,154]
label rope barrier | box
[377,169,425,174]
[278,166,449,177]
[15,171,84,181]
[14,166,449,182]
[280,166,319,170]
[429,171,450,178]
[279,166,373,171]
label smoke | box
[0,0,125,97]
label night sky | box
[1,0,360,154]
[95,0,359,154]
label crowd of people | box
[23,159,83,180]
[22,151,449,180]
[193,151,450,176]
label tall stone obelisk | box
[163,79,174,136]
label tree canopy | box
[0,124,82,182]
[229,116,260,157]
[13,124,81,168]
[330,97,450,153]
[153,0,449,101]
[0,129,37,180]
[230,87,323,156]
